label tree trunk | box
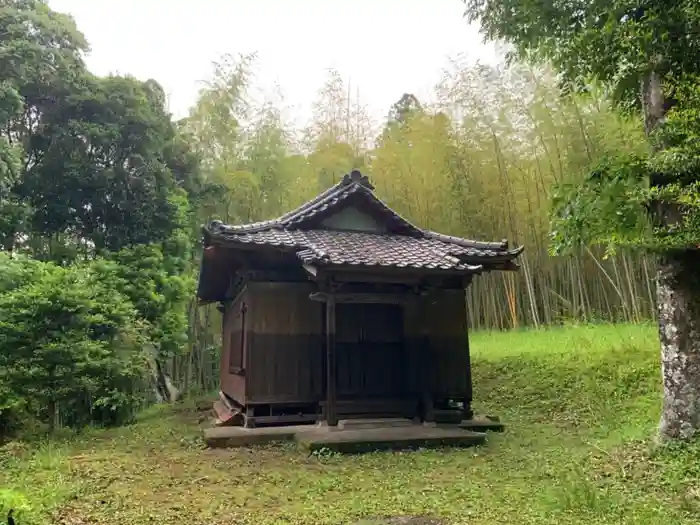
[641,69,700,441]
[151,358,181,403]
[657,251,700,441]
[48,399,58,433]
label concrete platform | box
[451,419,505,433]
[296,425,487,453]
[203,419,489,452]
[204,425,300,448]
[338,417,416,430]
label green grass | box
[3,323,700,525]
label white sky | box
[48,0,500,124]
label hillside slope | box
[2,323,699,525]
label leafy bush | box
[0,488,36,525]
[0,254,151,434]
[98,242,194,360]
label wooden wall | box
[402,299,423,397]
[220,287,248,405]
[335,302,406,400]
[219,278,472,411]
[244,281,325,404]
[424,290,472,400]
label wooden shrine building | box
[197,170,523,428]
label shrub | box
[0,254,151,432]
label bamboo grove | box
[185,53,653,336]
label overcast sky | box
[48,0,499,124]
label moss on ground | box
[3,323,700,525]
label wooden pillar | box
[419,290,435,424]
[462,282,474,421]
[403,297,421,421]
[461,318,474,421]
[325,293,338,427]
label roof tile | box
[205,170,523,273]
[213,227,518,271]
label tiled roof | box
[204,170,523,273]
[213,170,422,235]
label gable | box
[319,206,388,233]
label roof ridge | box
[281,183,360,227]
[277,178,348,223]
[276,170,422,235]
[342,169,374,189]
[423,231,510,251]
[277,169,373,224]
[205,173,519,248]
[351,184,423,235]
[422,243,484,272]
[219,171,367,234]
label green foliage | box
[464,0,700,254]
[0,0,199,257]
[25,73,188,252]
[0,0,88,253]
[386,93,424,129]
[0,253,46,292]
[0,254,151,433]
[649,79,700,177]
[0,0,200,439]
[0,83,22,192]
[550,153,652,256]
[182,53,318,225]
[105,190,193,359]
[0,489,36,525]
[550,79,700,254]
[99,247,194,360]
[463,0,700,109]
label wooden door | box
[335,303,405,399]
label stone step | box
[455,418,505,433]
[204,425,299,448]
[433,409,463,424]
[297,426,487,453]
[338,418,415,430]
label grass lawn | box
[3,323,700,525]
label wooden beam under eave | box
[477,261,520,272]
[328,264,480,279]
[502,260,521,271]
[303,264,319,277]
[327,270,422,285]
[461,274,474,288]
[309,292,417,304]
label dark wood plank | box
[248,414,318,426]
[325,294,338,426]
[310,292,415,304]
[244,283,324,404]
[419,292,435,423]
[320,398,415,418]
[334,303,406,400]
